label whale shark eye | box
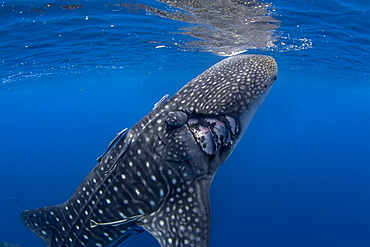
[165,111,188,128]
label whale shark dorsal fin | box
[139,177,211,247]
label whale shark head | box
[171,55,277,172]
[177,55,277,117]
[20,55,277,247]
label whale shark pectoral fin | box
[139,177,212,247]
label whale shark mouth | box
[187,114,239,156]
[153,111,240,180]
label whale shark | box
[21,54,278,247]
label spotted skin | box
[20,55,277,247]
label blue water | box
[1,0,369,246]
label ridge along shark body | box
[21,55,277,247]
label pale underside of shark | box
[21,54,278,247]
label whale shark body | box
[21,55,278,247]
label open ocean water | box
[0,0,369,246]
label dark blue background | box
[0,0,369,246]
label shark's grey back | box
[21,55,277,247]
